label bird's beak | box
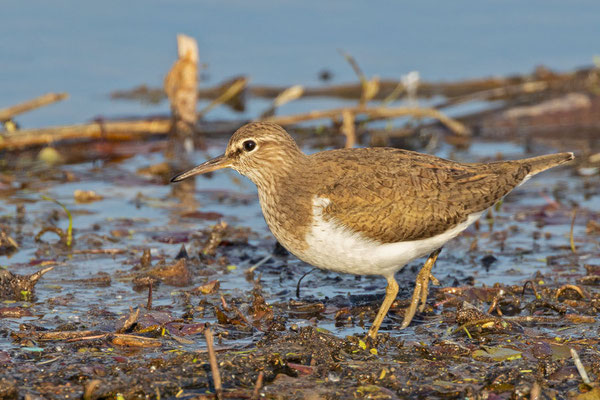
[170,154,231,182]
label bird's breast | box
[256,185,313,255]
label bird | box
[171,122,574,338]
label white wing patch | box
[297,196,483,278]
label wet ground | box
[0,125,599,399]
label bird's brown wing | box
[314,148,529,243]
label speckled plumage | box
[213,123,572,253]
[172,122,574,336]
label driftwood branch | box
[0,105,466,150]
[0,93,69,122]
[0,119,171,150]
[111,65,600,106]
[205,327,223,400]
[251,66,597,101]
[264,105,470,136]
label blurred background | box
[3,0,600,127]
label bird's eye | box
[243,140,256,152]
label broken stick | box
[264,105,470,136]
[0,93,69,122]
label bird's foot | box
[400,249,441,329]
[365,276,399,339]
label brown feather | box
[206,123,573,249]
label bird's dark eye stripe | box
[243,140,256,152]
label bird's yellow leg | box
[400,248,442,329]
[367,275,399,339]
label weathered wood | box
[198,77,247,118]
[264,105,470,136]
[111,65,599,105]
[164,34,200,202]
[0,119,171,150]
[341,109,356,148]
[164,34,199,126]
[0,93,68,122]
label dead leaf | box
[149,259,192,287]
[192,280,220,295]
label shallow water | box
[1,133,596,350]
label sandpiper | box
[172,122,573,338]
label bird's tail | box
[522,152,574,177]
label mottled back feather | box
[310,148,529,243]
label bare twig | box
[147,280,153,310]
[556,284,587,300]
[66,334,108,342]
[264,105,469,136]
[570,348,591,385]
[204,327,223,400]
[35,226,66,244]
[0,92,69,122]
[342,50,382,106]
[220,295,230,312]
[252,371,264,400]
[339,50,367,84]
[341,109,356,148]
[570,208,577,254]
[27,266,55,286]
[199,77,247,118]
[530,381,541,400]
[487,289,506,316]
[522,280,541,299]
[12,330,99,341]
[260,85,304,118]
[296,267,317,299]
[112,334,161,347]
[436,81,548,109]
[72,248,126,255]
[381,81,406,106]
[247,254,272,273]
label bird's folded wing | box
[317,156,528,243]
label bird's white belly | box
[294,197,483,278]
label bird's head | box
[171,122,304,185]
